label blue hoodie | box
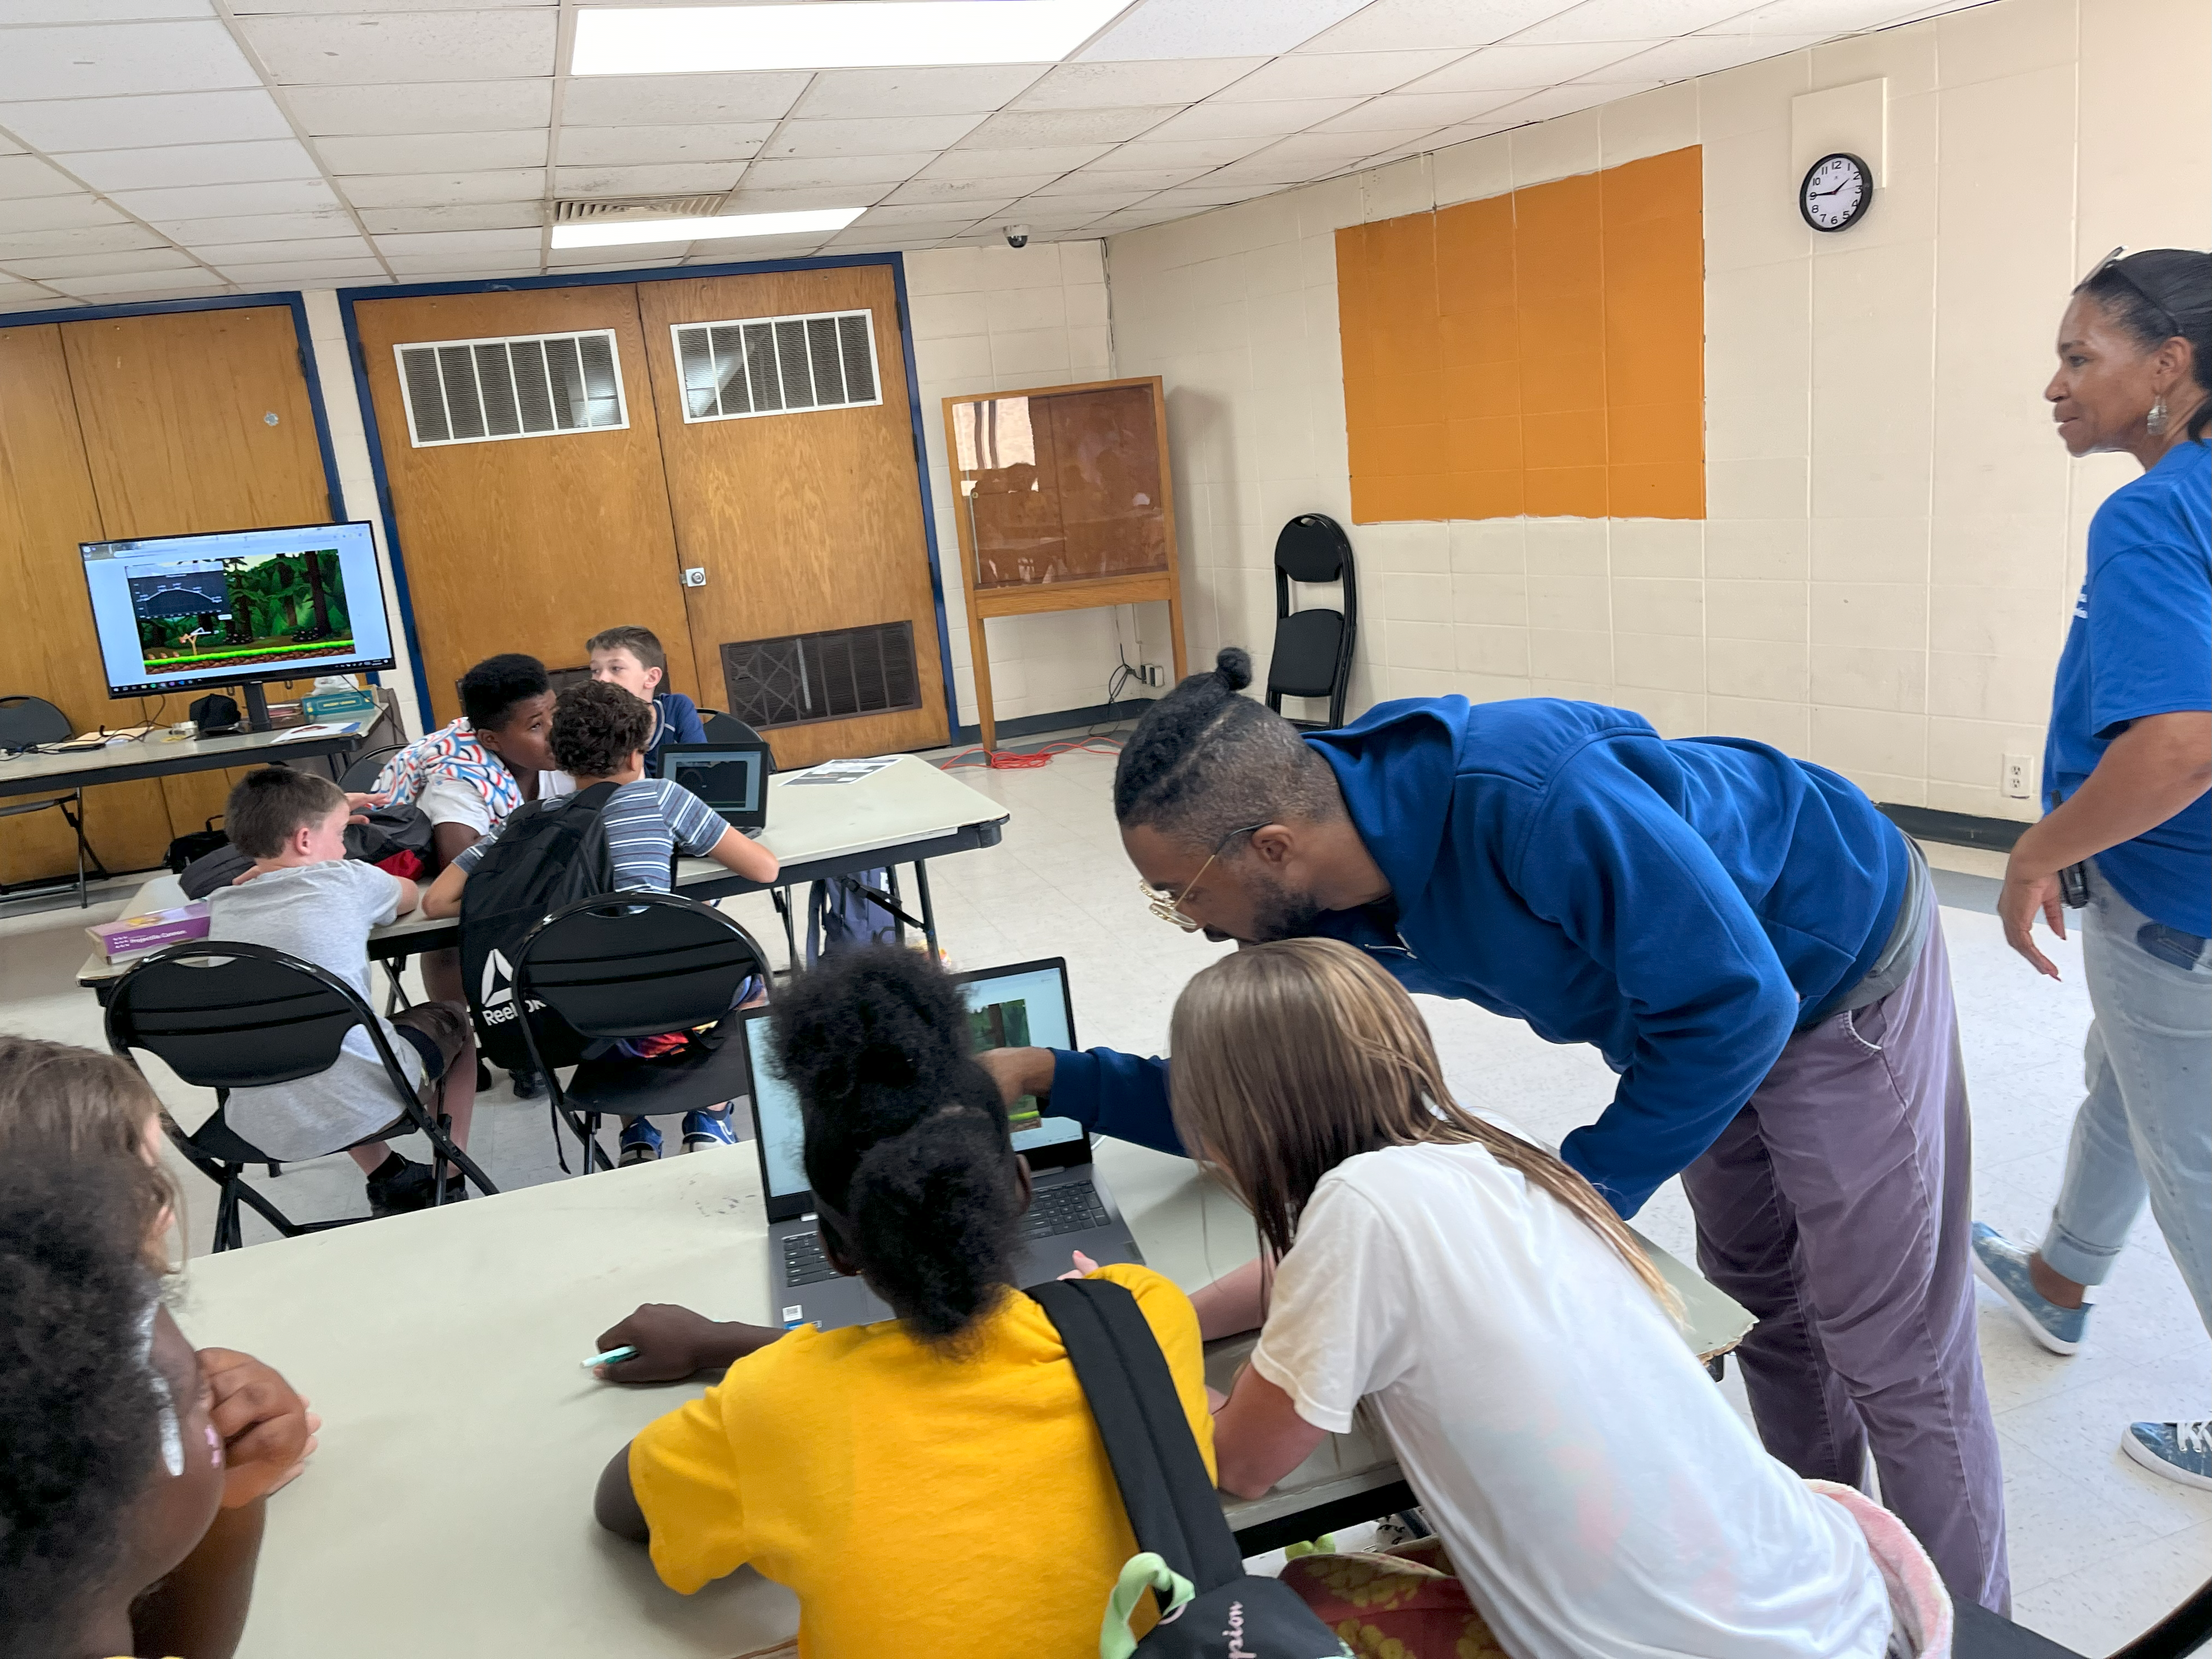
[1052,697,1911,1217]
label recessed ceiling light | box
[549,208,866,249]
[572,1,1131,75]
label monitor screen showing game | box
[81,521,396,699]
[954,960,1082,1156]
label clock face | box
[1800,153,1871,232]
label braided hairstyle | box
[771,945,1022,1346]
[1112,646,1344,849]
[0,1157,165,1659]
[2076,248,2212,442]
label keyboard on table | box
[1020,1180,1109,1240]
[781,1230,842,1286]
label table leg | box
[914,859,938,960]
[885,867,906,946]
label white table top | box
[177,1139,1751,1658]
[79,753,1009,983]
[0,697,387,797]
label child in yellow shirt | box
[589,946,1213,1656]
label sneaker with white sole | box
[619,1118,663,1166]
[1970,1222,2089,1355]
[682,1106,736,1153]
[2123,1420,2212,1489]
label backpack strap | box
[1026,1277,1245,1594]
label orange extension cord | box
[935,735,1125,771]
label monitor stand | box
[239,681,274,733]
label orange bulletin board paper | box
[1338,145,1703,524]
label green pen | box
[582,1345,637,1369]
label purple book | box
[88,902,211,961]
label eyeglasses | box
[1139,821,1268,932]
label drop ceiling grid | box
[0,0,1963,307]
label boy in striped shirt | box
[426,681,778,1162]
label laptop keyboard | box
[781,1231,842,1287]
[1021,1180,1110,1240]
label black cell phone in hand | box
[2059,863,2090,909]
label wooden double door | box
[353,264,948,769]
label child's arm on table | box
[386,866,421,918]
[1211,1365,1327,1500]
[1188,1254,1273,1341]
[707,825,778,884]
[421,859,468,918]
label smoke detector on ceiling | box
[550,195,726,224]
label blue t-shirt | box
[646,692,707,766]
[2042,441,2211,936]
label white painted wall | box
[1105,0,2212,820]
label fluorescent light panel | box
[572,1,1130,75]
[549,208,866,249]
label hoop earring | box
[2147,396,2169,436]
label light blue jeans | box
[2041,860,2212,1331]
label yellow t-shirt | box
[628,1263,1215,1656]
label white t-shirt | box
[1251,1141,1891,1659]
[415,770,574,836]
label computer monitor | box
[657,742,772,832]
[80,521,396,721]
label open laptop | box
[657,741,773,833]
[743,956,1142,1331]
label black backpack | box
[176,804,436,900]
[459,783,620,1073]
[1025,1278,1352,1659]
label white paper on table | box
[273,721,364,743]
[785,756,899,786]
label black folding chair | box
[338,742,404,793]
[106,940,496,1251]
[510,890,770,1174]
[0,693,111,906]
[1956,1575,2212,1659]
[1263,514,1359,731]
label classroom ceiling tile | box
[285,79,554,136]
[1093,134,1276,169]
[111,178,342,222]
[1006,189,1152,216]
[550,162,748,196]
[226,0,555,10]
[380,253,535,276]
[1208,48,1468,100]
[882,173,1062,205]
[559,72,811,127]
[1581,33,1815,78]
[956,106,1178,147]
[0,89,292,153]
[1047,163,1206,190]
[338,170,545,209]
[1077,0,1372,61]
[735,154,932,189]
[1317,89,1531,131]
[789,65,1054,121]
[762,114,992,160]
[0,21,259,101]
[724,182,904,212]
[0,195,133,234]
[57,139,322,193]
[354,201,543,234]
[240,11,558,85]
[0,154,83,201]
[188,234,376,265]
[1511,0,1759,45]
[1487,81,1654,122]
[314,130,550,175]
[220,258,388,284]
[1011,58,1264,108]
[1143,97,1361,140]
[544,241,689,266]
[919,144,1115,179]
[1404,40,1652,91]
[552,124,775,170]
[832,215,979,241]
[1709,0,1917,26]
[1301,0,1577,53]
[0,246,202,280]
[371,225,541,257]
[143,207,358,241]
[0,0,215,20]
[855,199,1012,224]
[0,222,171,261]
[44,267,230,297]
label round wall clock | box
[1799,152,1874,232]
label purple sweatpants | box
[1680,910,2011,1613]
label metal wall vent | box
[551,195,723,223]
[720,622,919,731]
[671,309,880,423]
[395,329,627,448]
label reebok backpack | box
[459,783,620,1073]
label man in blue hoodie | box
[983,648,2008,1611]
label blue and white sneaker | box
[1970,1222,2088,1355]
[2123,1420,2212,1490]
[618,1117,663,1166]
[682,1106,737,1153]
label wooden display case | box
[942,374,1187,751]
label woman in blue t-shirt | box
[1974,249,2211,1491]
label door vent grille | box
[720,622,918,731]
[396,329,626,447]
[670,310,879,423]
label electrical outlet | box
[2002,753,2033,800]
[1140,662,1166,687]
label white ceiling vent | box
[550,195,725,225]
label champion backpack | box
[459,783,620,1073]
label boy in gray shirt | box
[206,768,478,1215]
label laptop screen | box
[657,744,770,827]
[746,958,1086,1216]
